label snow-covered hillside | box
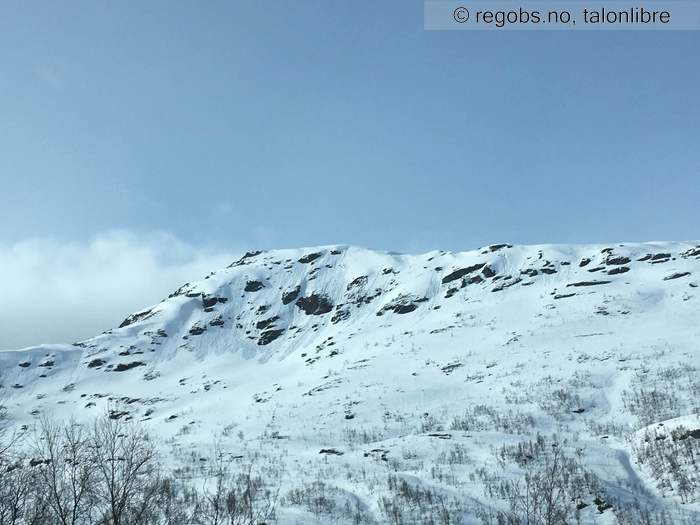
[2,242,699,523]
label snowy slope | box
[1,242,699,523]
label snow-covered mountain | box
[1,242,699,523]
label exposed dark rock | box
[347,276,368,290]
[488,243,512,252]
[258,329,284,346]
[441,362,463,375]
[167,283,194,299]
[554,293,576,299]
[319,448,344,456]
[377,295,427,315]
[441,263,486,284]
[445,287,459,298]
[109,410,129,420]
[594,497,612,513]
[18,362,30,368]
[605,256,631,266]
[119,309,154,328]
[481,265,496,278]
[492,277,522,292]
[393,303,418,314]
[188,324,207,336]
[677,428,700,440]
[364,449,389,461]
[256,316,279,330]
[607,266,630,275]
[347,287,382,306]
[521,269,538,277]
[209,316,225,327]
[296,293,334,315]
[244,280,265,292]
[645,253,672,264]
[87,359,106,368]
[331,307,351,324]
[579,258,592,267]
[298,252,323,264]
[664,272,691,281]
[465,275,484,286]
[282,286,301,305]
[427,433,452,439]
[202,295,228,309]
[113,362,145,372]
[202,297,215,308]
[227,251,263,268]
[566,280,611,287]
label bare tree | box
[89,414,160,525]
[199,444,233,525]
[482,434,598,525]
[31,417,94,525]
[0,462,52,525]
[199,444,281,525]
[0,375,13,460]
[151,476,201,525]
[0,377,44,525]
[0,409,285,525]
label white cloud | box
[0,230,238,350]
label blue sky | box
[1,1,699,253]
[1,1,699,348]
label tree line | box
[0,408,279,525]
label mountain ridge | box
[1,240,699,523]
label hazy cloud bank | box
[0,231,238,350]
